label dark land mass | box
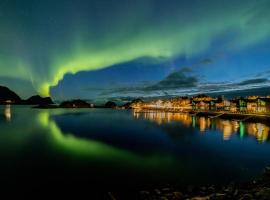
[59,99,91,108]
[104,101,117,108]
[0,85,54,105]
[22,95,54,105]
[0,86,21,104]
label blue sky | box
[0,0,269,101]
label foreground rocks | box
[136,167,270,200]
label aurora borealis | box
[0,0,270,100]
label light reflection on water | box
[4,105,11,121]
[132,109,270,142]
[1,105,270,188]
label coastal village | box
[129,94,270,114]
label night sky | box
[0,0,270,101]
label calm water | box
[0,105,270,192]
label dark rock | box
[233,189,239,197]
[104,101,117,108]
[165,193,174,198]
[173,192,184,199]
[59,100,91,108]
[154,189,161,195]
[190,196,210,200]
[255,187,270,200]
[160,196,168,200]
[208,186,215,193]
[24,95,54,105]
[239,193,253,200]
[139,190,150,197]
[162,188,171,192]
[0,86,21,104]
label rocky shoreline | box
[135,167,270,200]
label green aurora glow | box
[0,0,270,97]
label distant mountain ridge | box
[23,95,54,105]
[0,85,54,105]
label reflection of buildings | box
[132,109,192,125]
[133,110,270,142]
[4,105,11,121]
[246,123,269,142]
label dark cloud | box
[145,68,198,90]
[255,70,270,78]
[89,69,269,99]
[237,78,268,86]
[93,68,199,96]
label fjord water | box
[0,106,270,191]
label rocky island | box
[59,99,92,108]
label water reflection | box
[133,109,270,142]
[2,105,11,121]
[1,106,270,187]
[36,110,174,171]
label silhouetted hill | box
[0,86,21,104]
[23,95,54,105]
[59,99,91,108]
[104,101,117,108]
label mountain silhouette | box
[0,86,21,103]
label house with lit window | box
[238,98,248,112]
[257,98,267,113]
[191,94,217,111]
[246,99,258,113]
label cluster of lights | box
[131,95,270,114]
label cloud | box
[1,0,270,96]
[95,72,269,99]
[237,78,268,86]
[93,67,199,96]
[145,68,198,90]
